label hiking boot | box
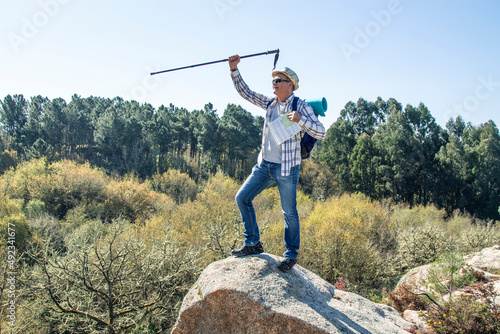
[231,242,264,257]
[277,258,297,272]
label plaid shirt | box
[231,69,326,176]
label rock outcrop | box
[397,245,500,303]
[464,244,500,274]
[397,245,500,333]
[465,245,500,299]
[171,253,412,334]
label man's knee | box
[235,190,246,206]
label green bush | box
[0,158,108,219]
[0,157,48,204]
[146,173,242,266]
[299,193,386,295]
[0,159,169,223]
[298,159,337,201]
[394,225,452,272]
[0,148,18,174]
[19,220,199,333]
[25,199,46,218]
[147,169,198,204]
[426,252,477,298]
[457,221,500,254]
[423,284,500,334]
[102,175,166,223]
[0,193,31,257]
[3,159,500,332]
[29,215,66,255]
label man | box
[228,55,326,272]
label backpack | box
[267,96,317,159]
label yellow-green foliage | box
[147,169,198,204]
[0,193,31,257]
[102,175,169,224]
[299,159,337,201]
[0,157,49,203]
[19,219,198,334]
[31,160,108,218]
[3,158,499,306]
[390,205,500,271]
[0,148,18,174]
[142,173,315,267]
[456,220,500,254]
[444,211,500,254]
[391,204,447,228]
[299,193,386,292]
[0,159,172,224]
[254,187,314,258]
[143,173,242,266]
[0,158,107,218]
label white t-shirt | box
[262,101,285,163]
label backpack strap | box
[292,96,299,112]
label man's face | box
[272,73,292,95]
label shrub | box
[426,252,477,298]
[391,205,447,228]
[423,284,500,334]
[102,175,165,224]
[457,220,500,254]
[393,225,452,272]
[0,158,108,219]
[145,173,242,266]
[299,193,386,295]
[0,158,48,204]
[0,148,18,174]
[390,205,449,271]
[19,220,199,333]
[29,215,66,255]
[298,160,337,201]
[0,193,31,257]
[28,160,108,219]
[196,174,242,262]
[147,169,198,204]
[388,284,427,314]
[24,199,46,218]
[0,159,170,224]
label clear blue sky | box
[2,0,499,130]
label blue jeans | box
[235,161,300,260]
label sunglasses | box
[272,78,291,84]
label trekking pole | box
[150,49,280,76]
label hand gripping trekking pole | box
[150,49,280,76]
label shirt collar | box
[285,94,295,104]
[273,93,295,105]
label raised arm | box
[229,55,273,110]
